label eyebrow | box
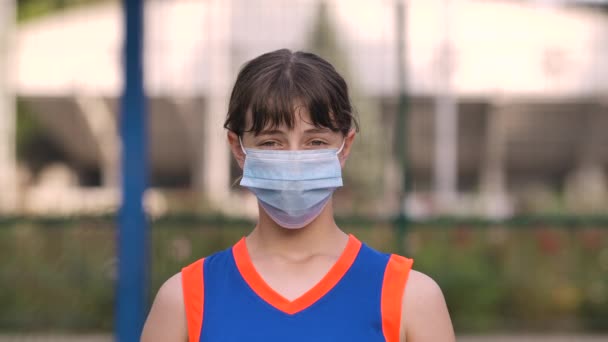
[304,127,332,134]
[255,127,332,136]
[256,129,285,136]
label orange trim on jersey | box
[232,234,362,315]
[381,254,414,342]
[181,258,205,342]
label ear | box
[227,131,246,169]
[338,129,356,168]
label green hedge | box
[0,216,607,333]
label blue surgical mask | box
[239,138,345,229]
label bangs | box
[246,68,340,135]
[225,49,358,137]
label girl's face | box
[228,105,356,168]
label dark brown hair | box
[224,49,359,136]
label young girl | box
[141,49,455,342]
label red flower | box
[535,228,561,255]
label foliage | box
[0,216,607,333]
[17,0,111,22]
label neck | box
[246,199,348,258]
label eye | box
[309,140,328,147]
[259,140,278,147]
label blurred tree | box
[307,1,347,72]
[17,0,110,22]
[307,1,391,215]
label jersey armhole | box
[380,254,414,342]
[181,258,205,342]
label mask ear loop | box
[336,139,346,156]
[238,136,248,156]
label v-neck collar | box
[232,234,362,315]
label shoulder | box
[141,272,187,341]
[158,272,185,305]
[404,270,444,303]
[401,270,455,342]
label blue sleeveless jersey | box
[181,235,413,342]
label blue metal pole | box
[117,0,148,340]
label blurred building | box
[4,0,608,217]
